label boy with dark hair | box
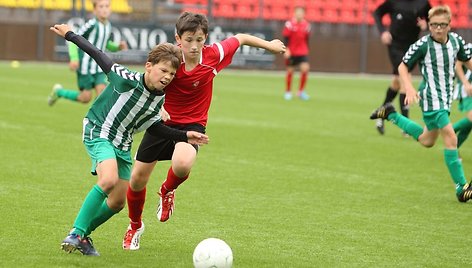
[50,23,208,256]
[122,11,286,250]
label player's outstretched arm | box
[234,34,286,54]
[50,23,114,73]
[147,122,209,145]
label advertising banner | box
[53,18,276,69]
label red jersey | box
[282,19,311,56]
[164,37,240,126]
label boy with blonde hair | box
[370,5,472,202]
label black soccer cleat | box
[370,103,396,120]
[78,236,100,256]
[457,183,472,203]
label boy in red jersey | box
[122,12,286,250]
[282,6,311,101]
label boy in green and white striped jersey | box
[50,23,209,256]
[48,0,127,106]
[370,5,472,202]
[453,45,472,148]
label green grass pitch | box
[0,61,471,267]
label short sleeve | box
[108,64,141,93]
[212,37,241,72]
[402,36,428,70]
[455,34,472,62]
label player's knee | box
[107,198,126,211]
[78,92,92,103]
[172,159,193,174]
[98,177,120,193]
[466,111,472,122]
[130,170,150,190]
[420,140,435,148]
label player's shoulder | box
[110,64,141,82]
[414,35,429,46]
[449,32,465,41]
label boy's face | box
[294,7,305,20]
[94,0,111,21]
[428,14,450,43]
[144,61,177,91]
[175,29,207,61]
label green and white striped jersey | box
[76,18,112,75]
[454,43,472,101]
[402,32,471,112]
[82,64,164,151]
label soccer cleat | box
[297,91,310,101]
[48,83,62,106]
[157,190,175,222]
[78,236,100,256]
[61,233,81,253]
[284,92,292,100]
[375,119,385,135]
[370,103,396,120]
[457,183,472,203]
[123,222,145,250]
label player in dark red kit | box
[122,12,286,250]
[371,0,431,135]
[283,6,311,101]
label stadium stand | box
[0,0,132,13]
[0,0,469,27]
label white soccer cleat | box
[157,190,175,222]
[122,222,145,250]
[48,83,62,106]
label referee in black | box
[372,0,431,135]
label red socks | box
[286,71,293,92]
[127,187,146,230]
[299,71,308,91]
[161,167,188,195]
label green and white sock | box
[387,112,424,140]
[444,149,467,194]
[56,88,79,101]
[85,200,118,236]
[453,118,472,148]
[71,184,107,237]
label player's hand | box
[159,106,170,122]
[50,23,72,37]
[380,31,392,45]
[417,18,428,31]
[284,48,291,59]
[119,41,128,51]
[69,60,79,71]
[267,39,286,54]
[186,131,209,145]
[405,86,420,106]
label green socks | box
[453,118,472,148]
[56,88,79,101]
[85,200,118,236]
[444,149,467,194]
[72,184,107,237]
[387,112,424,140]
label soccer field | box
[1,61,471,267]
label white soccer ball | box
[192,238,233,268]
